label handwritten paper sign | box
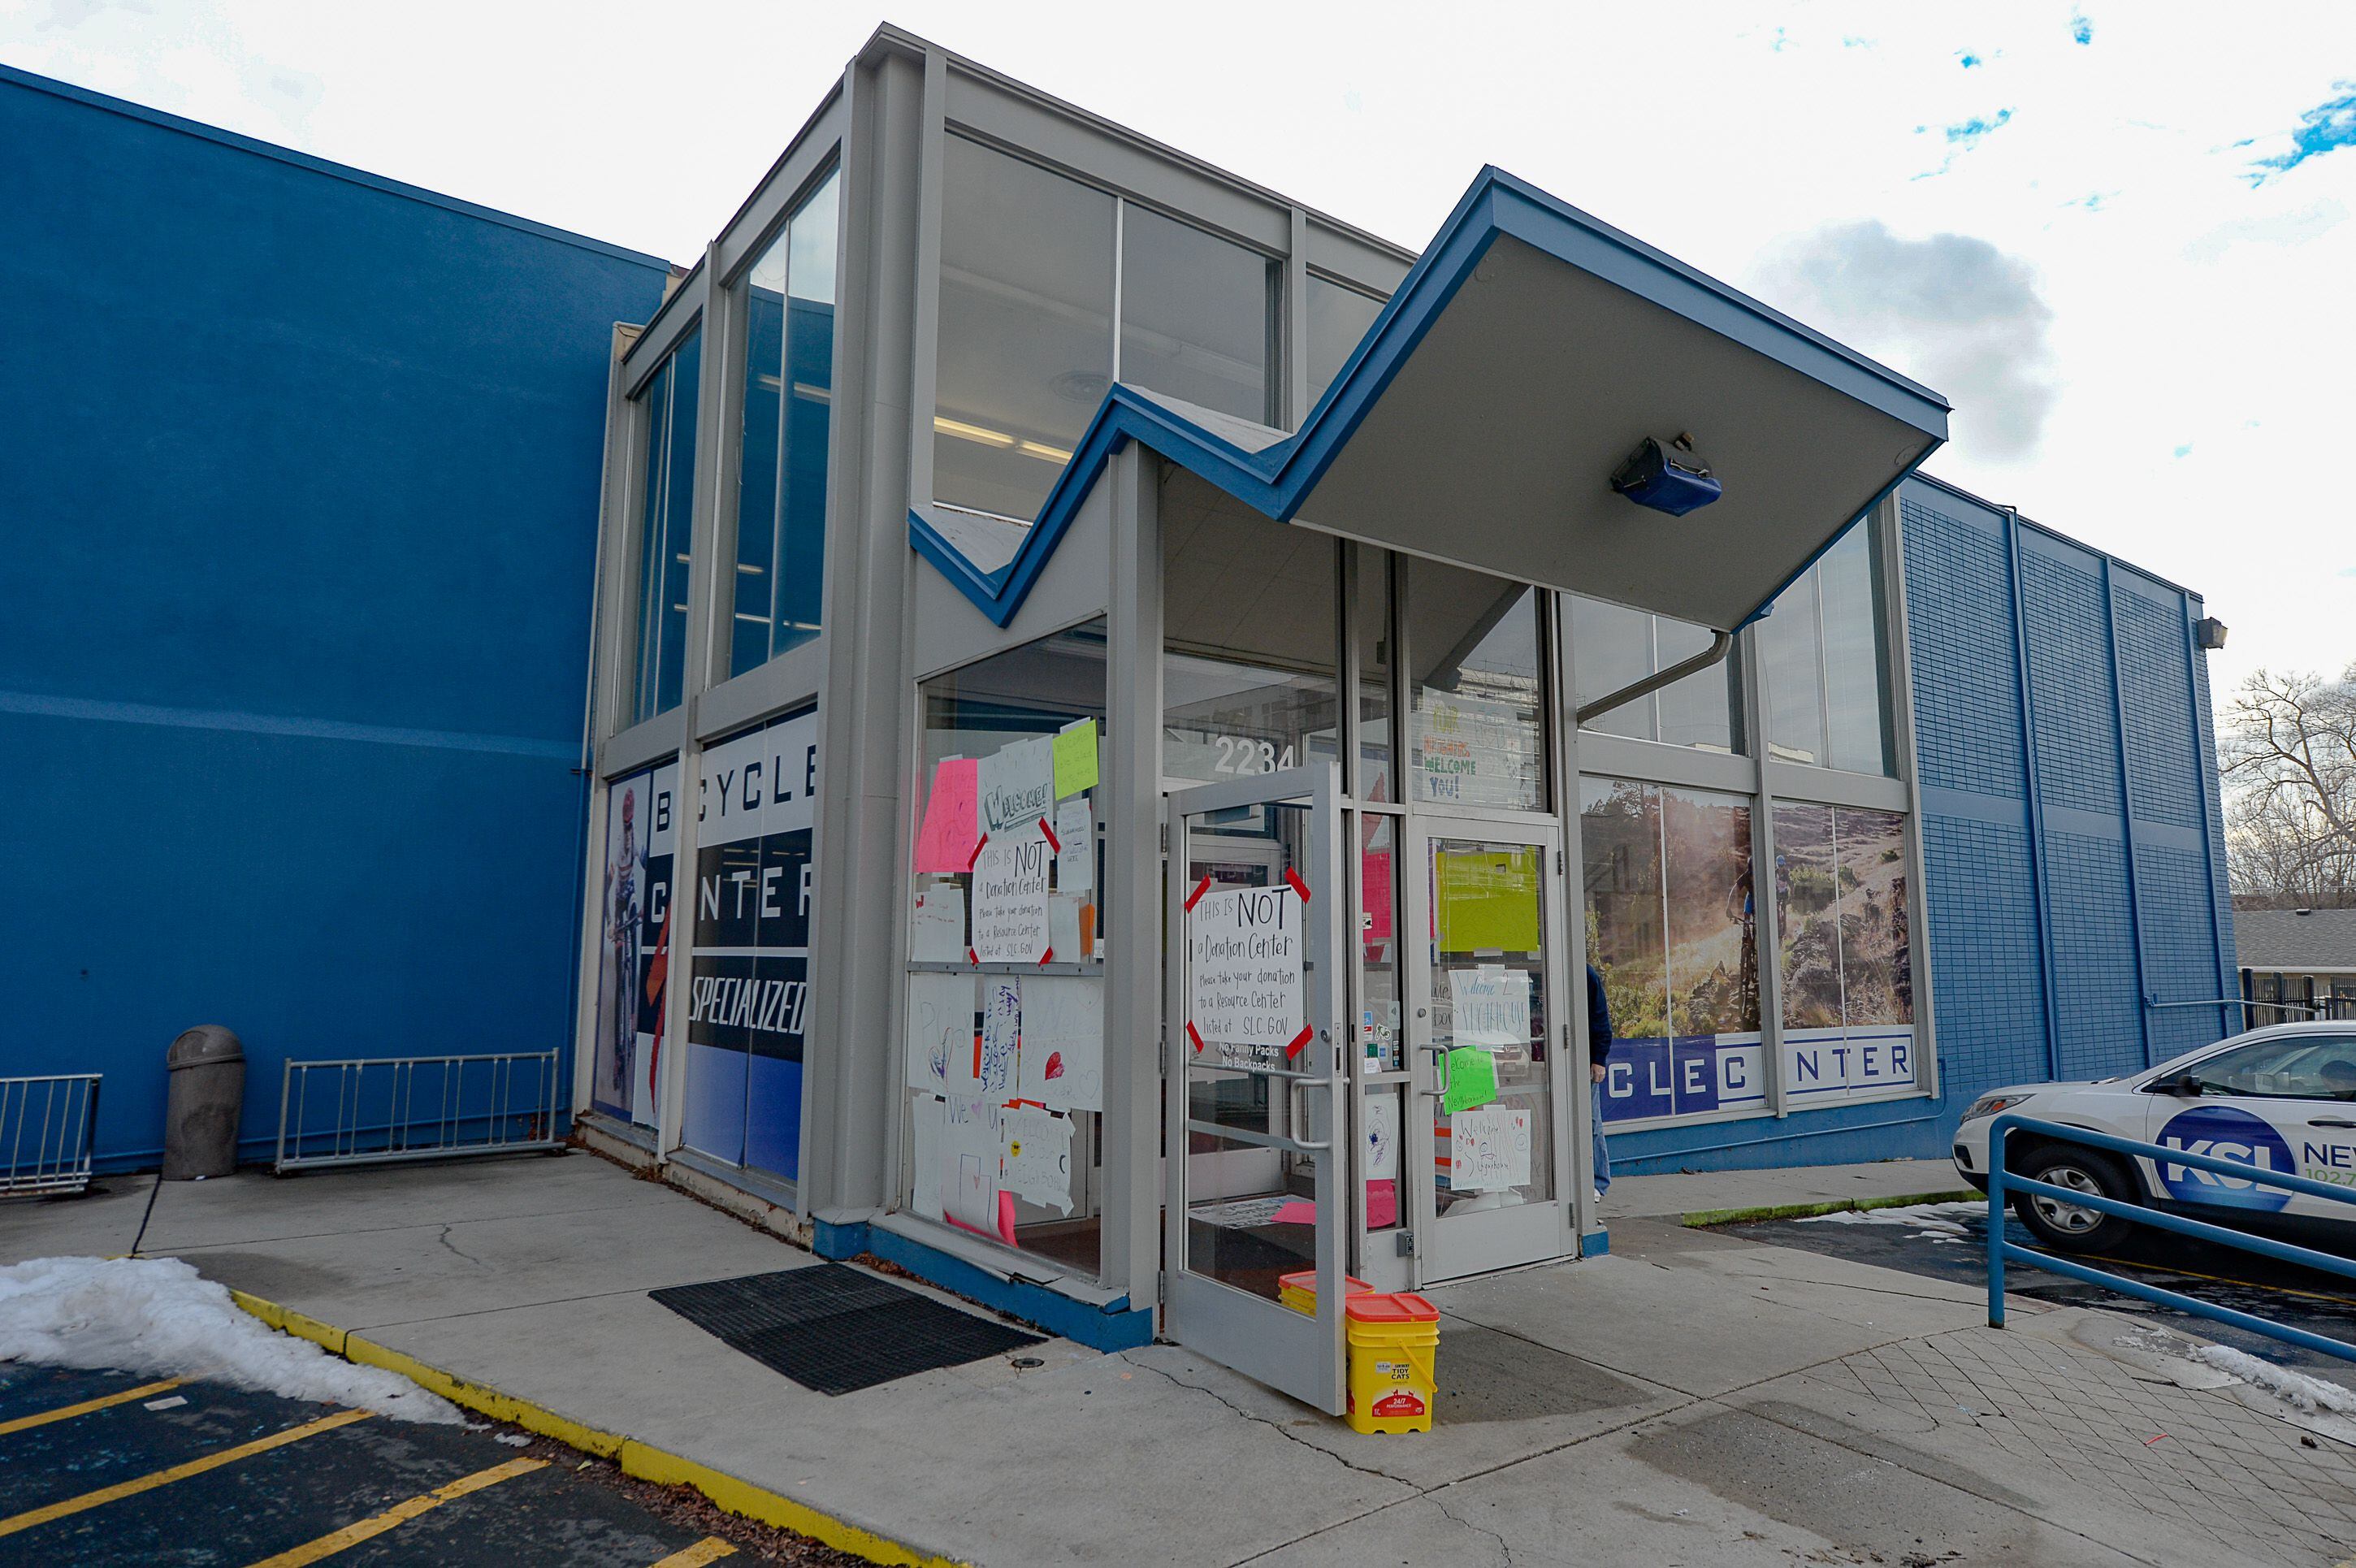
[972,838,1051,963]
[905,972,974,1094]
[1188,885,1307,1067]
[910,1094,946,1220]
[913,758,978,873]
[1017,974,1103,1111]
[1434,847,1540,953]
[942,1095,1010,1239]
[1442,1046,1500,1114]
[910,883,965,962]
[1449,965,1531,1050]
[1052,719,1098,799]
[1449,1103,1531,1193]
[1048,894,1085,966]
[1055,797,1093,894]
[978,978,1021,1096]
[1000,1105,1074,1214]
[980,737,1055,838]
[1363,1089,1400,1181]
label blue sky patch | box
[2071,11,2093,45]
[1945,108,2014,144]
[2173,444,2193,457]
[2250,84,2356,184]
[1960,51,1982,68]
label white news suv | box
[1951,1020,2356,1253]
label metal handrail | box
[1987,1112,2356,1363]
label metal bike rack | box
[275,1051,563,1175]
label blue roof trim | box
[912,166,1951,630]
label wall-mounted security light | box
[2194,617,2228,651]
[1610,432,1722,517]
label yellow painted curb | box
[227,1288,967,1567]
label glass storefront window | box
[1581,779,1761,1124]
[1407,561,1545,810]
[1569,596,1739,753]
[1760,526,1892,774]
[933,138,1115,524]
[904,621,1107,1274]
[1120,205,1275,425]
[630,331,701,724]
[1772,803,1915,1104]
[729,172,840,678]
[1306,274,1385,413]
[682,708,820,1178]
[1163,510,1340,786]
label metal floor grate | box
[649,1265,1043,1395]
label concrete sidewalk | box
[1602,1157,1974,1224]
[9,1154,2355,1566]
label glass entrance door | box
[1405,823,1573,1283]
[1163,763,1349,1414]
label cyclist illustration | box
[606,786,642,1105]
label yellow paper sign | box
[1434,847,1540,953]
[1053,719,1098,799]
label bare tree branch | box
[2224,661,2356,908]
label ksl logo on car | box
[2155,1105,2297,1213]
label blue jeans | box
[1589,1075,1613,1195]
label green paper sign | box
[1053,719,1098,799]
[1443,1046,1500,1115]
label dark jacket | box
[1587,965,1614,1068]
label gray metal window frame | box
[1563,495,1938,1138]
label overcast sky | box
[7,1,2352,699]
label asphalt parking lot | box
[0,1362,851,1567]
[1726,1198,2356,1374]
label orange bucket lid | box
[1278,1269,1373,1296]
[1347,1291,1439,1324]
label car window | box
[2188,1037,2356,1101]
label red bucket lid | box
[1347,1291,1439,1324]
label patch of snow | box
[2189,1343,2356,1416]
[1797,1201,1984,1237]
[0,1256,459,1423]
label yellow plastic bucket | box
[1276,1268,1373,1317]
[1344,1293,1439,1434]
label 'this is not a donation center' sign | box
[1186,881,1310,1067]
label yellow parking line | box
[0,1379,187,1436]
[243,1455,548,1567]
[0,1408,372,1538]
[649,1540,738,1567]
[2055,1248,2356,1310]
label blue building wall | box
[0,67,673,1167]
[1614,474,2237,1174]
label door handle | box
[1422,1043,1451,1100]
[2309,1117,2356,1128]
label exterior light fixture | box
[2194,617,2228,651]
[1610,432,1722,517]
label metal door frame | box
[1163,761,1349,1414]
[1403,812,1575,1285]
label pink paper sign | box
[1362,849,1394,946]
[914,758,979,873]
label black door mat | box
[649,1264,1044,1395]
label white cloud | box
[1754,221,2057,460]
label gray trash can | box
[163,1025,245,1180]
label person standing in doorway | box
[1587,964,1615,1199]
